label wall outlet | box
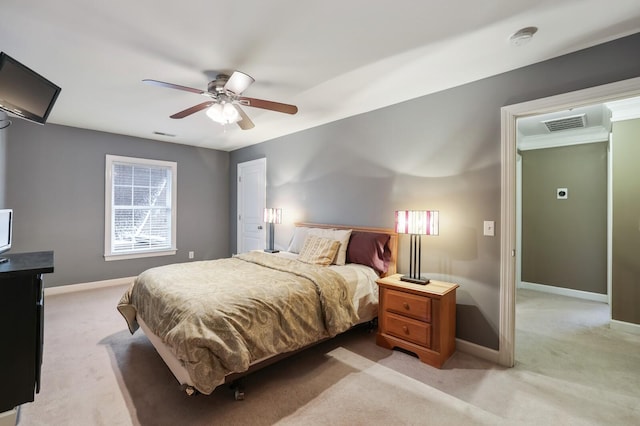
[188,251,194,259]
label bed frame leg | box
[230,380,245,401]
[367,318,378,333]
[182,384,197,396]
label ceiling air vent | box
[541,113,586,132]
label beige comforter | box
[117,251,358,394]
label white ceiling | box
[517,103,612,150]
[517,96,640,150]
[2,0,640,151]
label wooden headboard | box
[296,222,398,277]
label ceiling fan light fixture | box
[206,103,240,125]
[143,71,296,130]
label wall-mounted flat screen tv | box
[0,52,61,125]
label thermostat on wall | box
[557,188,568,199]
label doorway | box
[516,109,610,300]
[498,76,640,367]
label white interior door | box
[237,158,266,253]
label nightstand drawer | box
[385,289,431,322]
[386,312,432,348]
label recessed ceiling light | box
[510,26,538,46]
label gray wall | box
[6,120,229,287]
[521,143,608,294]
[230,32,640,350]
[612,118,640,325]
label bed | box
[117,223,397,398]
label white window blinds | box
[105,155,177,260]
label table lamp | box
[395,210,439,284]
[263,208,282,253]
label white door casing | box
[237,158,266,253]
[499,76,640,367]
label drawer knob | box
[403,302,410,310]
[402,325,409,334]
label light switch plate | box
[483,220,495,237]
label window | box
[105,155,177,261]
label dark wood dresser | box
[0,251,54,412]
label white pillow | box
[308,228,352,265]
[287,227,311,253]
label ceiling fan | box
[143,71,298,130]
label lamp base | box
[400,275,430,285]
[264,249,280,253]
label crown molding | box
[605,96,640,122]
[518,126,609,151]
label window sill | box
[104,249,177,262]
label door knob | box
[257,225,263,230]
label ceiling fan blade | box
[234,105,255,130]
[224,71,255,95]
[143,79,206,95]
[170,101,214,119]
[239,97,298,115]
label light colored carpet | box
[16,285,640,425]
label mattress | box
[274,250,380,322]
[118,251,380,394]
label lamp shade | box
[263,208,282,224]
[395,210,439,235]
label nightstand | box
[376,274,458,368]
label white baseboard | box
[610,319,640,336]
[44,276,135,297]
[519,281,608,303]
[0,408,17,426]
[456,338,500,364]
